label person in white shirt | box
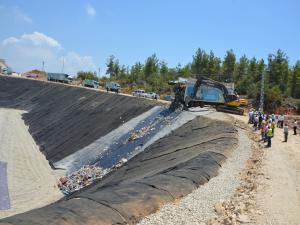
[281,114,285,128]
[277,114,282,128]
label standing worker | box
[248,109,254,124]
[271,120,276,136]
[281,114,285,128]
[267,126,273,147]
[283,123,289,142]
[293,120,298,135]
[254,114,259,131]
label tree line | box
[77,48,300,110]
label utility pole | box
[259,71,264,112]
[42,61,45,72]
[61,58,65,74]
[98,67,100,78]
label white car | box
[146,92,159,99]
[132,89,147,97]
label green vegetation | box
[77,71,98,81]
[79,48,300,110]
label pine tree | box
[222,49,236,82]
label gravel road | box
[138,113,252,225]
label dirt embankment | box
[0,76,157,165]
[1,115,238,225]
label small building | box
[0,59,12,75]
[22,70,47,80]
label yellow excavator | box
[169,76,248,115]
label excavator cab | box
[184,78,226,107]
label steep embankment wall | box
[0,76,157,164]
[0,76,239,225]
[1,115,238,225]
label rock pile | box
[207,128,264,225]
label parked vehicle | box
[132,89,147,97]
[82,79,99,89]
[105,82,121,93]
[47,73,71,84]
[163,95,175,102]
[146,92,159,99]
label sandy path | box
[255,127,300,225]
[0,108,63,219]
[232,114,300,225]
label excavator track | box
[216,105,244,115]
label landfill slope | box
[1,116,238,225]
[0,76,157,164]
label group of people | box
[248,109,298,148]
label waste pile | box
[112,158,128,169]
[58,165,108,195]
[128,125,154,141]
[128,113,175,142]
[58,158,128,195]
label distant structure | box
[0,59,12,75]
[47,72,73,84]
[22,69,47,80]
[0,59,8,73]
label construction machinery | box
[82,79,100,89]
[169,76,248,115]
[47,73,72,84]
[105,82,121,93]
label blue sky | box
[0,0,299,75]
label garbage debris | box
[58,165,109,195]
[58,158,129,195]
[112,158,128,169]
[127,113,177,142]
[128,125,152,141]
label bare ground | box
[0,108,63,219]
[229,114,300,225]
[255,125,300,225]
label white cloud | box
[2,32,61,49]
[0,5,33,24]
[60,52,96,74]
[0,32,96,75]
[86,4,96,17]
[14,6,32,23]
[21,32,61,48]
[2,37,19,45]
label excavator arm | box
[191,76,238,103]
